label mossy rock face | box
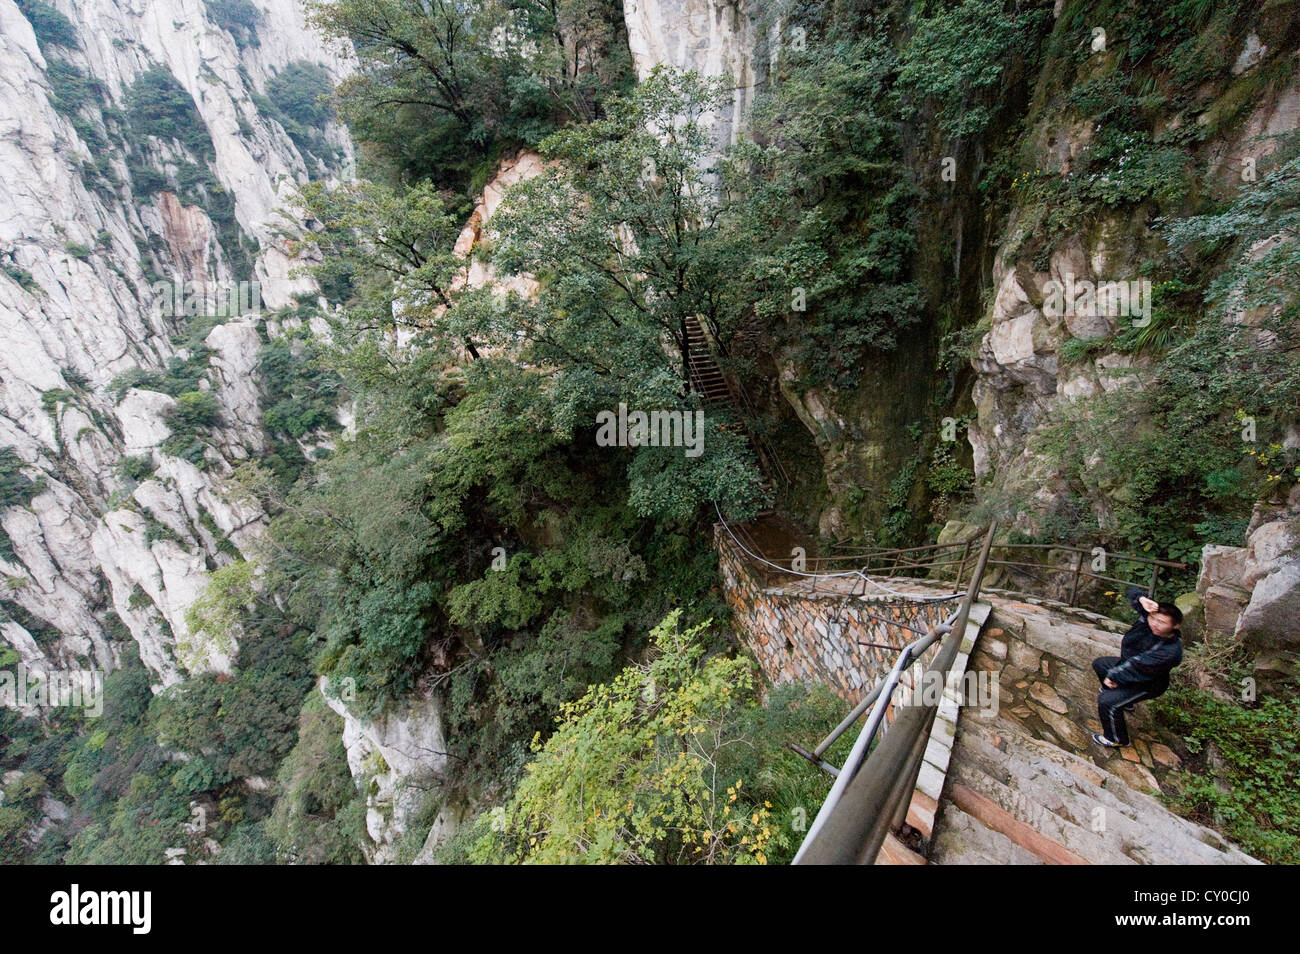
[1251,650,1299,690]
[938,519,982,546]
[1176,591,1205,643]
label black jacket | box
[1106,587,1184,691]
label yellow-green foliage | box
[470,610,778,864]
[181,559,255,670]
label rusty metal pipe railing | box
[828,539,1184,567]
[799,546,1185,607]
[789,624,940,863]
[794,522,997,865]
[804,608,961,764]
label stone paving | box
[715,524,1257,863]
[968,597,1182,787]
[927,595,1260,864]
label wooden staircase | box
[683,316,785,497]
[684,316,737,407]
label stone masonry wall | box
[716,526,960,704]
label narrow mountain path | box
[927,597,1259,864]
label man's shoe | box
[1092,732,1122,748]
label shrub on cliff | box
[125,67,216,162]
[308,0,632,189]
[204,0,261,49]
[16,0,78,51]
[467,609,850,865]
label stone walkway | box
[925,596,1260,864]
[969,598,1178,784]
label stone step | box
[958,723,1217,865]
[946,736,1140,865]
[928,803,1046,865]
[960,713,1245,860]
[931,594,1264,866]
[914,601,992,805]
[946,781,1088,864]
[875,832,927,865]
[947,715,1259,865]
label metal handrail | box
[829,540,1184,564]
[785,536,1186,607]
[788,608,960,837]
[687,316,791,489]
[808,548,1183,574]
[793,523,998,865]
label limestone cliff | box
[623,0,765,152]
[0,0,352,686]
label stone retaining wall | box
[716,526,960,704]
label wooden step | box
[875,832,928,865]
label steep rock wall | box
[0,0,352,686]
[322,678,449,865]
[967,33,1300,527]
[623,0,765,153]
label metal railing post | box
[888,704,938,833]
[806,612,956,762]
[1068,549,1084,607]
[790,641,925,863]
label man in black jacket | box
[1090,586,1184,748]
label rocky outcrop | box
[968,229,1148,497]
[449,151,543,300]
[963,41,1300,695]
[1197,486,1300,681]
[0,0,352,686]
[391,149,543,360]
[1,768,70,851]
[320,679,449,865]
[966,29,1300,505]
[623,0,765,154]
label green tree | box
[489,67,742,387]
[292,178,478,351]
[470,610,779,864]
[307,0,631,186]
[16,0,78,50]
[470,68,767,517]
[897,0,1048,141]
[183,560,259,668]
[722,18,924,388]
[266,693,367,864]
[0,772,47,864]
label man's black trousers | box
[1092,656,1162,746]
